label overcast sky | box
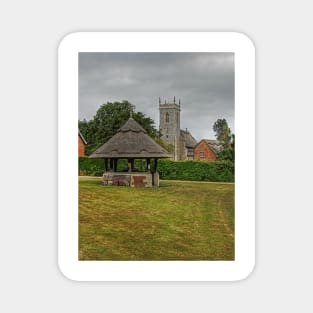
[79,52,234,141]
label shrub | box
[78,157,148,176]
[158,159,234,182]
[79,157,104,176]
[79,157,234,182]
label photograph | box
[78,52,235,261]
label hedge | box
[79,157,104,176]
[79,157,148,176]
[79,157,234,182]
[158,159,234,182]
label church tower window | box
[165,112,169,123]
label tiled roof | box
[204,139,222,154]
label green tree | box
[213,118,232,149]
[213,119,235,162]
[79,100,161,155]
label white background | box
[0,0,312,312]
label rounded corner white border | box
[58,32,255,281]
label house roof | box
[206,139,222,154]
[180,129,197,148]
[78,129,87,144]
[195,139,222,154]
[89,117,172,159]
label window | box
[199,151,205,158]
[165,112,169,123]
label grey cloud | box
[79,52,234,141]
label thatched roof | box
[89,118,172,159]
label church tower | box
[159,97,181,160]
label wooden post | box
[104,159,108,172]
[131,159,135,171]
[128,159,131,172]
[114,158,118,172]
[110,159,113,172]
[146,158,151,171]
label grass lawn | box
[79,177,234,260]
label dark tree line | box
[79,100,163,156]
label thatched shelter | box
[89,117,172,187]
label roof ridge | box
[78,129,87,144]
[118,117,147,133]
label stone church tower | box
[159,97,197,160]
[159,97,181,160]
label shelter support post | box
[114,158,118,172]
[146,158,151,171]
[131,159,135,171]
[104,159,108,172]
[128,159,131,172]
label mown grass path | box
[79,177,234,260]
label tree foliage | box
[213,119,235,162]
[213,118,232,148]
[79,100,165,155]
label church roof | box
[180,129,198,148]
[89,117,172,159]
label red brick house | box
[78,130,87,156]
[194,139,222,161]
